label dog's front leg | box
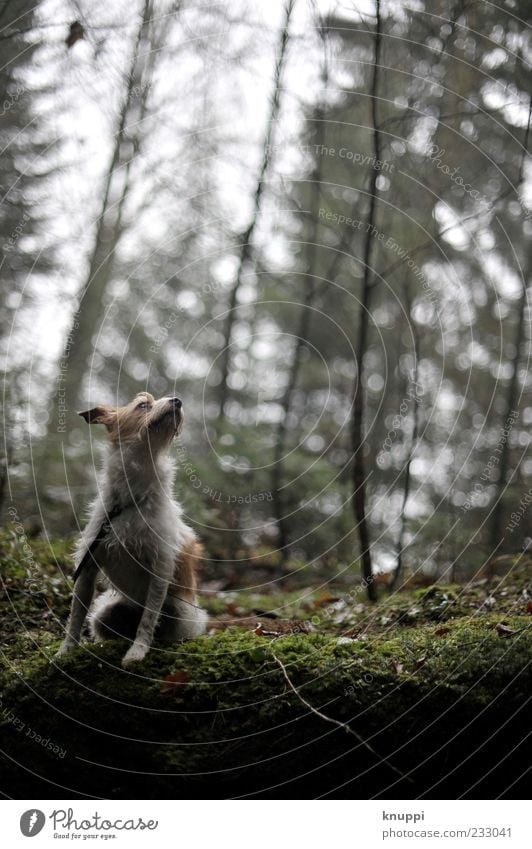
[56,563,98,657]
[122,574,169,667]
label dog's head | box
[78,392,183,453]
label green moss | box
[1,614,530,796]
[1,529,531,798]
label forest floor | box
[0,528,531,799]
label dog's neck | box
[102,443,176,510]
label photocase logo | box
[20,809,46,837]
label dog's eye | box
[137,401,151,410]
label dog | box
[57,392,207,667]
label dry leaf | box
[313,593,340,608]
[160,670,188,693]
[413,655,427,671]
[254,619,314,637]
[434,626,451,637]
[495,622,518,638]
[391,658,404,674]
[342,626,361,638]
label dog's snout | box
[171,397,182,409]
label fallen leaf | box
[160,670,188,693]
[342,626,361,638]
[495,622,518,638]
[391,658,404,674]
[527,601,532,614]
[413,655,427,672]
[434,626,451,637]
[210,617,314,635]
[313,593,340,608]
[254,619,314,637]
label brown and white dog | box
[57,392,207,667]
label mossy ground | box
[1,528,530,798]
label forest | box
[0,0,531,800]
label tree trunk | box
[0,0,41,517]
[489,261,529,554]
[271,34,328,565]
[489,99,531,557]
[386,3,462,583]
[216,0,295,419]
[58,0,153,416]
[351,0,382,602]
[390,283,420,592]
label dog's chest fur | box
[75,445,193,603]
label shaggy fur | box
[57,392,207,667]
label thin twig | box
[270,646,410,782]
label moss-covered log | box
[1,530,530,798]
[1,618,530,799]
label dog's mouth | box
[148,399,183,435]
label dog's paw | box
[55,641,73,659]
[122,642,148,667]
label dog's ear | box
[78,405,115,428]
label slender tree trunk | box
[216,0,295,419]
[489,259,529,553]
[271,35,328,564]
[0,409,11,511]
[0,1,39,515]
[390,284,420,592]
[270,3,458,565]
[351,0,382,602]
[488,99,531,557]
[59,0,152,415]
[385,3,460,567]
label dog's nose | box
[171,397,182,408]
